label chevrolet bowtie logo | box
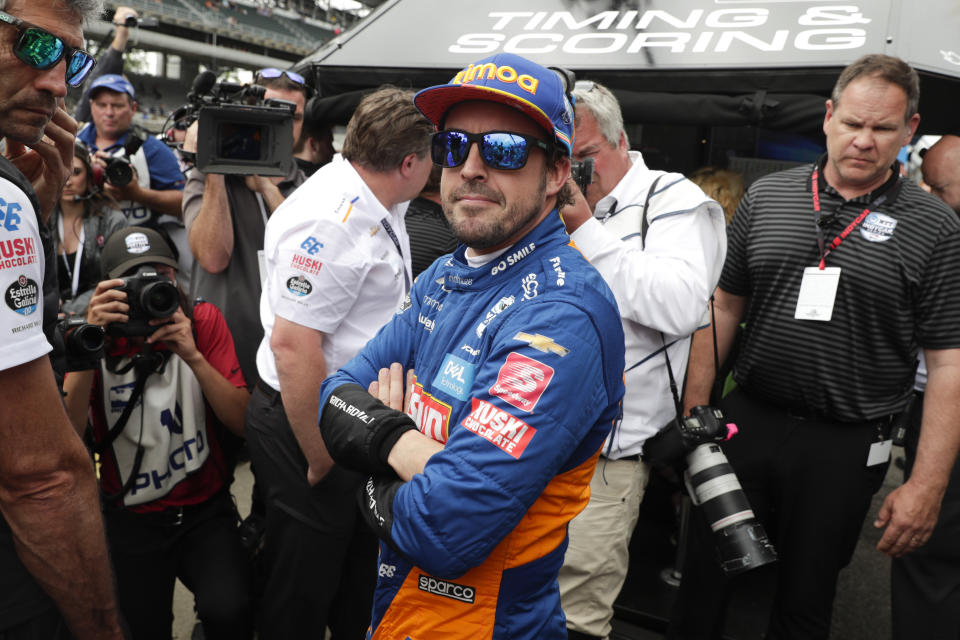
[513,332,569,356]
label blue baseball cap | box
[414,53,574,155]
[89,74,136,99]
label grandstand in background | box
[73,0,383,128]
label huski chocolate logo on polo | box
[5,275,39,315]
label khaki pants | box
[558,456,650,638]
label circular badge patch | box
[5,275,39,315]
[286,276,313,297]
[125,232,151,254]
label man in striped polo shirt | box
[670,55,960,640]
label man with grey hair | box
[670,54,960,639]
[0,0,125,638]
[557,80,727,640]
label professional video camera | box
[97,126,148,188]
[57,316,105,372]
[644,405,778,576]
[106,266,180,337]
[169,70,294,176]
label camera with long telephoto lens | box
[571,157,594,194]
[57,316,105,371]
[101,126,148,187]
[644,405,777,576]
[106,266,179,337]
[166,70,294,176]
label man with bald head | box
[890,133,960,640]
[0,0,124,637]
[922,135,960,213]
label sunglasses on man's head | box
[0,11,96,87]
[431,130,551,171]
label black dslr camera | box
[570,158,594,194]
[101,126,148,187]
[106,266,180,337]
[644,406,778,576]
[57,316,105,371]
[170,70,294,176]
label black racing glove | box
[319,383,418,475]
[357,474,403,543]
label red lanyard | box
[811,167,888,270]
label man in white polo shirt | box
[244,86,433,640]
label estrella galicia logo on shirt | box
[286,276,313,297]
[860,212,897,242]
[5,275,39,315]
[461,398,536,459]
[490,352,554,413]
[432,354,475,401]
[417,574,476,604]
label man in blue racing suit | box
[316,53,626,640]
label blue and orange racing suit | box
[319,211,625,640]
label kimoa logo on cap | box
[125,232,151,254]
[452,63,539,95]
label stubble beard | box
[443,170,547,251]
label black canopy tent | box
[295,0,960,136]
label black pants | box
[668,389,890,640]
[244,383,378,640]
[105,491,254,640]
[891,391,960,640]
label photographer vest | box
[99,350,210,507]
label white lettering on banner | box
[461,398,536,459]
[450,6,869,55]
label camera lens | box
[141,281,179,318]
[72,323,106,354]
[105,159,134,186]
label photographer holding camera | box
[556,80,727,640]
[79,75,184,224]
[62,226,254,640]
[183,68,308,386]
[51,141,128,316]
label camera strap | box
[93,347,165,455]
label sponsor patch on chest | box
[407,377,452,443]
[432,354,475,401]
[489,352,554,413]
[461,398,536,459]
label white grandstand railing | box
[103,0,320,54]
